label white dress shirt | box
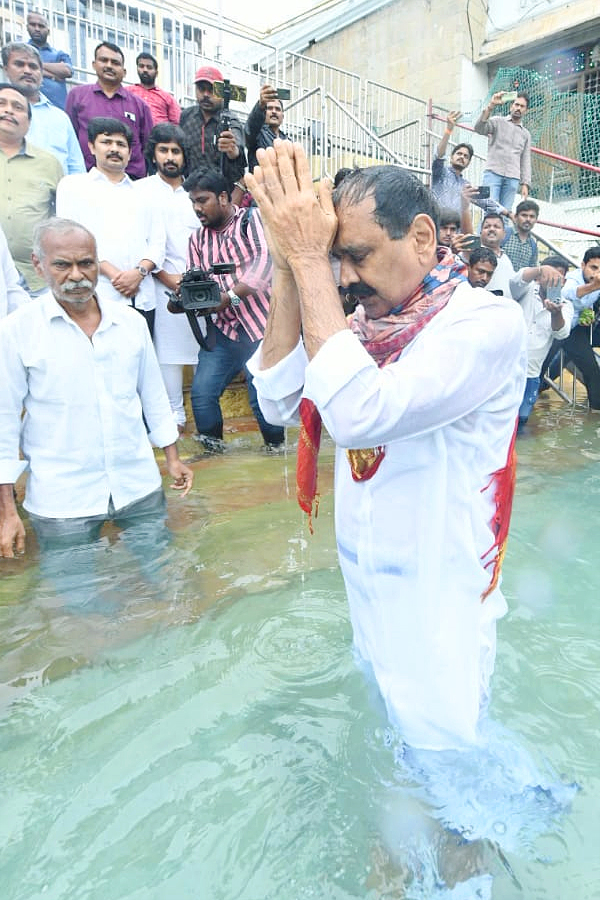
[249,283,527,751]
[0,224,29,318]
[0,291,178,517]
[562,267,600,327]
[134,174,199,364]
[509,270,573,376]
[56,168,165,311]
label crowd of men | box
[0,25,597,443]
[0,24,300,572]
[432,94,600,424]
[0,31,590,887]
[0,28,598,493]
[0,24,293,436]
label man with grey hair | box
[247,143,526,755]
[0,217,193,559]
[1,41,84,174]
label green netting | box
[486,67,600,201]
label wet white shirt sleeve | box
[247,338,308,426]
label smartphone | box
[503,90,518,102]
[472,185,490,200]
[546,283,563,303]
[461,235,481,251]
[276,87,291,101]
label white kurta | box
[56,168,165,311]
[134,174,199,365]
[249,283,527,751]
[509,270,573,377]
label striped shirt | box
[187,206,272,342]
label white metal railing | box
[362,80,428,173]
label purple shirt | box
[65,82,153,179]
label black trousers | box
[546,326,600,409]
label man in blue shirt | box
[26,11,72,111]
[2,42,85,175]
[245,84,289,172]
[562,247,600,322]
[547,247,600,409]
[431,110,509,221]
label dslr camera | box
[169,263,236,312]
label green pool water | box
[1,407,599,899]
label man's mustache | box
[346,282,376,298]
[64,279,95,292]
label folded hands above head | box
[246,140,337,272]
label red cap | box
[194,65,224,84]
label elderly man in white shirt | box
[0,217,193,560]
[135,124,199,431]
[56,116,164,331]
[246,146,527,754]
[0,224,29,318]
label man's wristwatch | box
[227,288,240,307]
[135,265,149,277]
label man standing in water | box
[0,217,193,558]
[247,142,526,752]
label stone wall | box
[300,0,488,111]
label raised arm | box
[245,151,302,367]
[246,141,342,360]
[436,110,461,159]
[474,91,504,134]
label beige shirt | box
[0,140,63,291]
[474,115,532,187]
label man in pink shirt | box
[129,53,180,126]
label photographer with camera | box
[180,168,284,453]
[179,66,246,200]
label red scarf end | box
[297,493,319,534]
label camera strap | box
[185,310,216,351]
